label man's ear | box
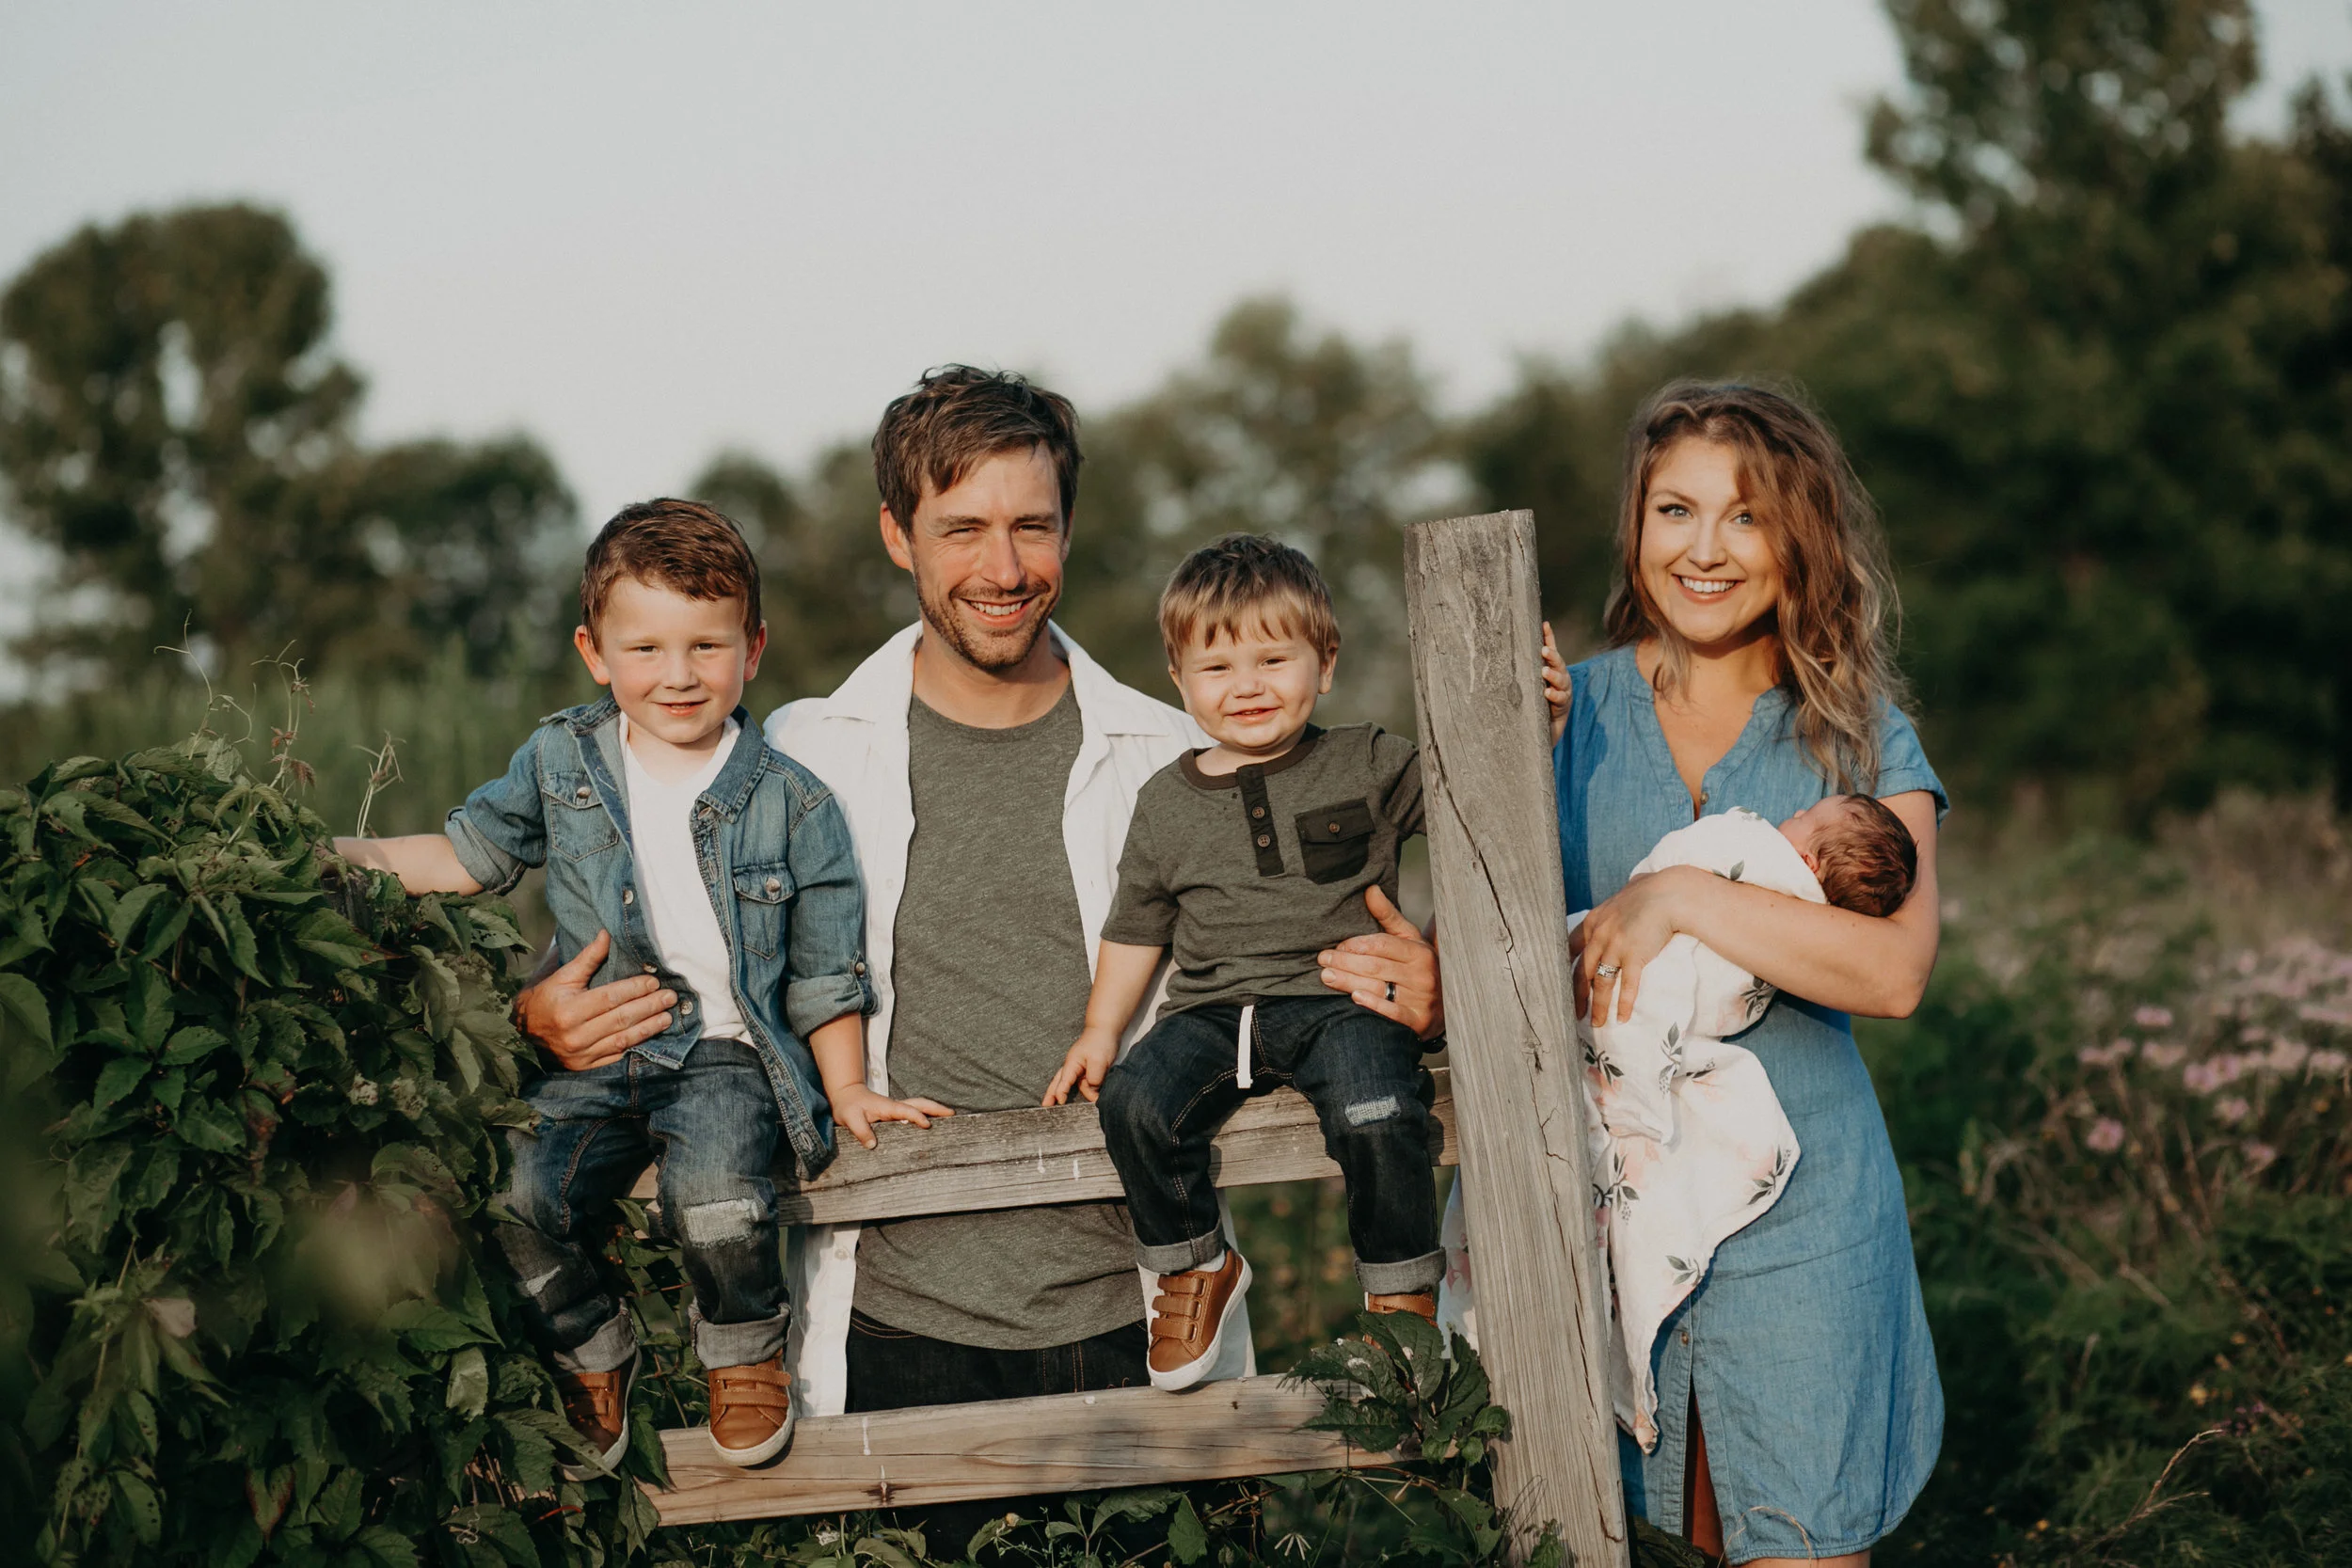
[1058,506,1075,562]
[879,504,915,573]
[574,626,612,687]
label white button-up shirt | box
[766,622,1254,1415]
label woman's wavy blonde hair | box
[1602,380,1906,792]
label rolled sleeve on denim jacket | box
[781,789,874,1039]
[444,733,548,895]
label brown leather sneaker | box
[708,1354,795,1467]
[1364,1291,1438,1324]
[1147,1250,1252,1391]
[555,1349,637,1479]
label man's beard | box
[913,566,1060,673]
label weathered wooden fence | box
[644,512,1624,1563]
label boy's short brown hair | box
[871,365,1082,529]
[580,499,762,642]
[1158,534,1341,665]
[1813,794,1918,918]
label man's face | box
[881,445,1070,673]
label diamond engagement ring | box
[1594,963,1623,979]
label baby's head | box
[1777,794,1917,917]
[1159,534,1341,756]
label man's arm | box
[1044,941,1165,1105]
[333,834,485,895]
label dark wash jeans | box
[845,1309,1149,1555]
[495,1037,787,1373]
[1097,994,1444,1294]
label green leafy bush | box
[0,736,669,1567]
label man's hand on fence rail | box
[1318,885,1444,1040]
[514,929,677,1070]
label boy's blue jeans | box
[1097,995,1444,1295]
[494,1038,787,1374]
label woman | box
[1562,382,1945,1565]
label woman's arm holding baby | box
[1574,790,1942,1022]
[333,834,485,895]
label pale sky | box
[2,0,2346,658]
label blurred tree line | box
[2,0,2345,822]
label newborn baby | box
[1438,795,1917,1451]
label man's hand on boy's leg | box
[831,1084,954,1150]
[514,930,677,1071]
[1043,1028,1120,1106]
[1319,885,1445,1040]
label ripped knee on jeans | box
[679,1196,768,1247]
[1343,1094,1402,1128]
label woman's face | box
[1637,437,1784,653]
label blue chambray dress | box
[1557,645,1946,1563]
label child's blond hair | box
[1158,534,1340,665]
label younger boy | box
[336,500,942,1471]
[1042,535,1439,1390]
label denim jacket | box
[444,695,873,1177]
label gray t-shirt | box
[1102,723,1423,1013]
[850,684,1142,1349]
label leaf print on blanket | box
[1667,1254,1702,1288]
[1749,1143,1792,1206]
[1593,1145,1639,1213]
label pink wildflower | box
[2140,1042,2186,1069]
[2308,1048,2348,1077]
[2215,1096,2250,1126]
[2242,1142,2279,1173]
[2134,1005,2175,1029]
[2085,1117,2125,1154]
[2265,1039,2309,1073]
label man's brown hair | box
[1158,534,1341,665]
[1812,794,1918,919]
[871,365,1082,529]
[580,499,762,642]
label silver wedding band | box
[1385,980,1397,1003]
[1595,962,1622,979]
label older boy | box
[1045,534,1442,1388]
[336,501,937,1472]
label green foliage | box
[0,203,578,684]
[1862,800,2352,1565]
[0,731,671,1566]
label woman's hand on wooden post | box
[1320,885,1445,1039]
[513,929,676,1070]
[1570,866,1702,1022]
[1542,621,1570,747]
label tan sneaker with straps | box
[708,1354,795,1467]
[555,1349,638,1479]
[1146,1249,1252,1391]
[1364,1291,1438,1324]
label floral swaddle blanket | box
[1436,807,1809,1450]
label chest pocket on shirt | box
[541,771,620,862]
[1295,799,1376,884]
[732,862,795,958]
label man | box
[514,366,1445,1422]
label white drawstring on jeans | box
[1236,1003,1255,1089]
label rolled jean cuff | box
[691,1302,789,1370]
[1136,1228,1229,1275]
[1357,1250,1444,1296]
[552,1310,638,1374]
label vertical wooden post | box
[1405,511,1627,1565]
